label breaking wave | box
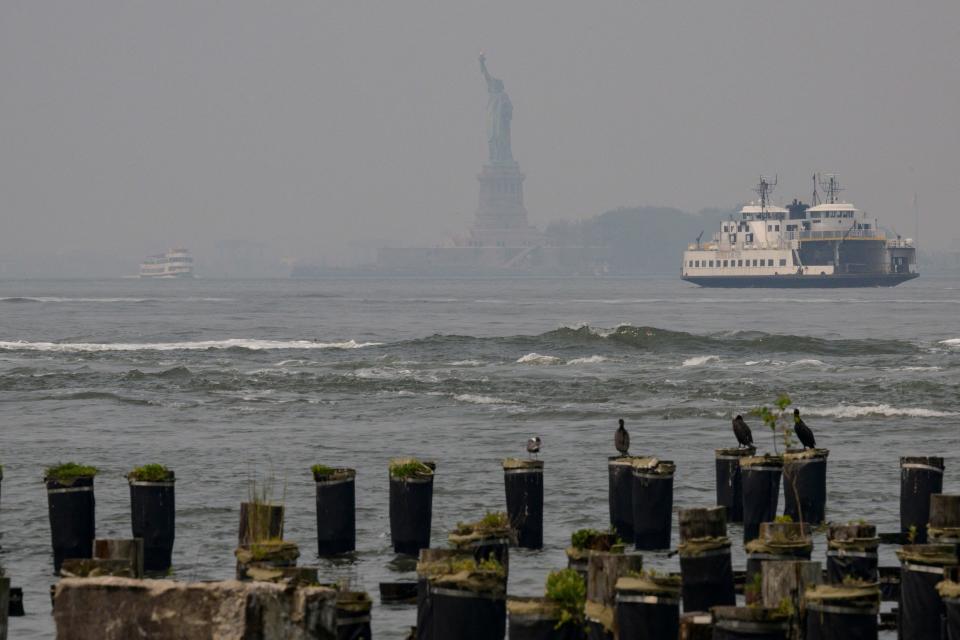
[454,394,516,405]
[682,355,719,367]
[517,353,563,365]
[0,339,382,352]
[804,404,958,419]
[567,355,608,365]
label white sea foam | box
[517,353,563,365]
[354,367,438,383]
[897,366,942,371]
[787,359,827,368]
[805,404,959,418]
[682,355,719,367]
[567,355,608,365]
[0,296,233,303]
[0,338,381,352]
[449,360,484,367]
[454,394,516,405]
[940,338,960,346]
[744,360,767,366]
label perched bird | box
[732,415,754,448]
[527,436,541,458]
[615,419,630,456]
[793,409,816,449]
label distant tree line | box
[544,206,735,274]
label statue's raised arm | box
[478,53,513,164]
[479,53,495,88]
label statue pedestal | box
[471,163,540,247]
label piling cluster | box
[0,439,952,639]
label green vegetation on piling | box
[311,464,335,477]
[545,568,586,629]
[388,458,433,479]
[570,528,622,552]
[127,464,173,482]
[45,462,98,484]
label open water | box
[0,275,958,638]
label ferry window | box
[722,260,728,267]
[775,225,780,231]
[729,234,736,243]
[737,260,743,267]
[779,259,787,266]
[745,233,753,243]
[708,260,714,267]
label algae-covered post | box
[630,458,675,550]
[503,458,543,549]
[826,522,878,584]
[389,458,435,556]
[677,506,735,612]
[782,448,828,524]
[938,569,960,640]
[234,540,300,581]
[608,455,640,539]
[584,548,641,640]
[448,511,514,575]
[93,539,144,579]
[565,528,621,581]
[928,493,960,543]
[711,606,789,640]
[679,612,713,639]
[745,521,813,606]
[127,464,175,572]
[312,465,356,555]
[507,568,586,640]
[759,560,820,638]
[714,447,754,523]
[739,454,783,544]
[417,554,506,640]
[614,572,681,640]
[804,582,880,640]
[45,463,98,573]
[335,591,372,640]
[899,456,944,544]
[416,548,473,640]
[896,543,958,640]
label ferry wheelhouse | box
[681,176,918,288]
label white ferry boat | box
[139,249,195,279]
[681,176,918,288]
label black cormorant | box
[527,436,541,458]
[794,409,816,449]
[615,419,630,455]
[732,415,754,448]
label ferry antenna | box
[818,173,844,204]
[753,175,778,213]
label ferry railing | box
[785,230,885,242]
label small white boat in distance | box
[139,249,195,279]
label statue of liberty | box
[479,54,514,164]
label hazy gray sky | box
[2,1,958,272]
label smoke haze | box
[1,1,958,275]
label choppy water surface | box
[1,276,958,638]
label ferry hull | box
[682,272,918,288]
